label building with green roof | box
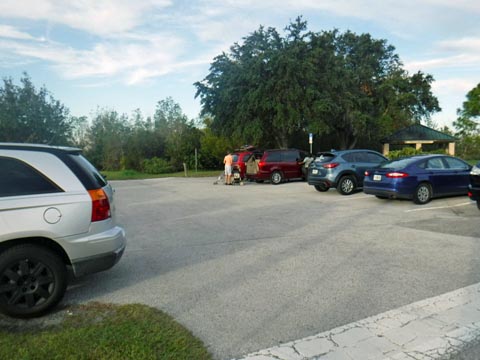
[381,123,457,156]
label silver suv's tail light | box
[88,189,111,222]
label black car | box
[308,149,387,195]
[468,162,480,210]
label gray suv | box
[307,149,387,195]
[0,143,126,317]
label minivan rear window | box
[61,153,108,190]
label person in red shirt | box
[223,151,233,185]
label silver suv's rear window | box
[63,154,107,190]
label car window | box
[243,154,252,162]
[61,153,108,190]
[417,161,427,169]
[283,151,298,162]
[342,153,357,162]
[366,152,386,163]
[265,152,282,162]
[0,157,63,197]
[380,158,416,169]
[355,152,370,162]
[426,158,445,169]
[315,153,336,163]
[444,157,469,170]
[232,154,239,162]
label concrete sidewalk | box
[234,283,480,360]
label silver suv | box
[0,143,126,318]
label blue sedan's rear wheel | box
[413,183,432,205]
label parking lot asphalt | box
[64,177,480,359]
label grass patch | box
[102,169,220,180]
[0,302,212,360]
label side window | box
[0,157,63,197]
[282,151,298,162]
[265,152,281,162]
[426,158,445,169]
[417,161,427,169]
[356,152,370,162]
[366,152,386,163]
[342,153,356,162]
[444,157,469,170]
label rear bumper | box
[363,187,412,200]
[468,185,480,201]
[70,226,126,277]
[307,174,335,187]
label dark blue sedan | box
[363,155,472,204]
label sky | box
[0,0,479,128]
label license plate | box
[373,174,382,181]
[312,169,318,175]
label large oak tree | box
[195,18,440,149]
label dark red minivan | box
[246,148,307,184]
[231,147,263,181]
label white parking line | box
[405,202,473,212]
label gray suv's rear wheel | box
[337,175,356,195]
[0,245,67,318]
[314,184,329,192]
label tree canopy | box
[454,83,480,137]
[0,74,72,144]
[453,83,480,158]
[195,17,440,149]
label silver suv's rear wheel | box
[0,245,67,318]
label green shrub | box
[141,157,174,174]
[388,147,446,160]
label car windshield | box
[380,157,417,170]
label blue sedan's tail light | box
[386,172,409,178]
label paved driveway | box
[65,178,480,359]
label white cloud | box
[406,54,480,71]
[436,37,480,53]
[0,0,173,36]
[0,32,188,84]
[0,25,37,40]
[405,36,480,72]
[432,78,477,96]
